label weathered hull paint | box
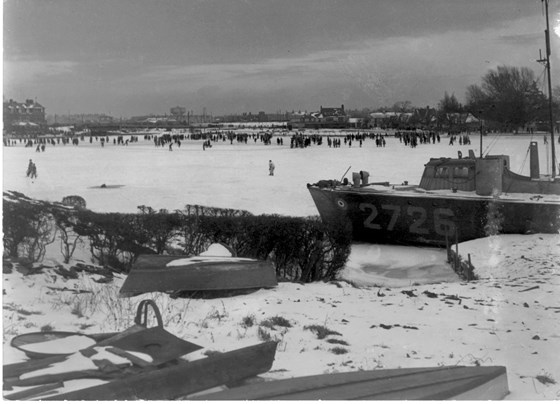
[308,185,560,246]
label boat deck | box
[328,184,560,204]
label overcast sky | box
[3,0,560,117]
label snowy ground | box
[3,129,560,399]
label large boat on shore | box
[309,1,559,247]
[308,143,560,247]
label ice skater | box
[269,160,275,176]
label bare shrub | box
[40,324,54,332]
[258,327,272,341]
[240,314,256,328]
[260,315,293,329]
[304,324,342,340]
[330,347,349,355]
[61,195,86,209]
[135,205,182,254]
[3,197,57,262]
[52,209,83,264]
[536,373,556,385]
[326,338,349,345]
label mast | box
[539,0,556,177]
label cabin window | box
[435,167,449,178]
[453,166,470,178]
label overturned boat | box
[120,244,278,297]
[308,142,560,247]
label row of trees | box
[440,66,559,131]
[365,66,558,132]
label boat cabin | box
[418,142,560,196]
[419,150,510,196]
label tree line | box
[357,65,559,132]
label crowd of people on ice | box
[4,127,530,183]
[4,128,481,154]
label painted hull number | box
[359,203,456,236]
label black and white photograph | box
[2,0,560,400]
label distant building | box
[170,106,186,120]
[4,98,46,127]
[290,105,349,129]
[369,111,406,128]
[48,113,115,125]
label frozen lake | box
[3,131,551,216]
[3,130,551,286]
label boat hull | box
[196,365,509,400]
[308,185,560,246]
[120,255,278,296]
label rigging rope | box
[482,133,500,156]
[519,145,531,174]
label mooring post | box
[454,229,459,272]
[445,233,450,263]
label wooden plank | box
[3,382,63,400]
[93,324,145,346]
[3,355,68,379]
[448,370,509,400]
[42,341,278,400]
[195,367,452,400]
[95,326,202,366]
[196,366,508,401]
[87,331,119,342]
[364,369,508,400]
[105,346,152,368]
[7,369,122,388]
[279,367,507,400]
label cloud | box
[554,10,560,39]
[4,1,558,116]
[499,33,542,46]
[116,49,348,93]
[4,59,77,81]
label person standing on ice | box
[26,159,34,177]
[269,160,275,176]
[28,161,37,179]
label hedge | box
[3,192,352,283]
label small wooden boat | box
[120,253,278,297]
[196,365,509,400]
[3,300,278,400]
[40,341,278,401]
[4,341,277,401]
